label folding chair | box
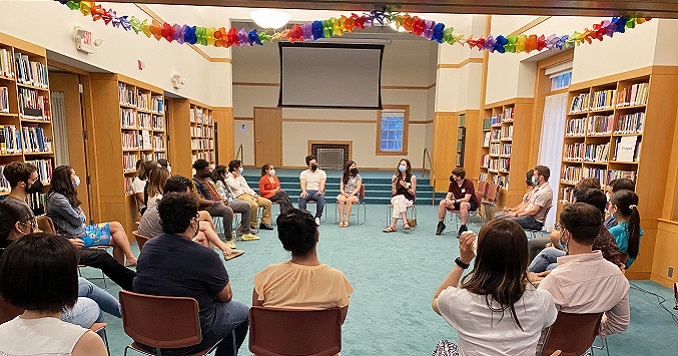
[385,204,417,230]
[477,180,488,198]
[447,190,485,232]
[334,185,367,225]
[481,184,500,219]
[541,312,603,356]
[132,230,150,251]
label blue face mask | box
[398,165,407,173]
[558,230,568,253]
[238,167,244,175]
[531,176,539,185]
[73,176,81,188]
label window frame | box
[375,105,409,156]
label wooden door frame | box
[253,106,282,167]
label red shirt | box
[448,178,477,205]
[259,175,281,199]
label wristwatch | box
[455,257,470,269]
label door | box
[49,72,92,218]
[254,107,282,167]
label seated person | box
[604,178,635,229]
[506,165,553,231]
[0,233,108,356]
[259,163,294,214]
[494,170,535,218]
[383,159,417,233]
[432,219,557,355]
[138,175,243,260]
[225,160,273,230]
[132,160,157,214]
[298,155,327,226]
[436,167,478,237]
[528,188,622,280]
[337,160,362,228]
[3,162,135,290]
[134,192,249,356]
[157,158,171,173]
[211,165,260,239]
[538,203,630,337]
[609,189,643,269]
[46,165,138,267]
[253,209,353,319]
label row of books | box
[0,87,8,113]
[590,89,616,110]
[190,107,205,123]
[18,87,50,121]
[124,176,135,196]
[492,174,508,189]
[479,172,488,182]
[561,165,583,184]
[152,134,165,151]
[504,107,515,121]
[587,115,614,135]
[121,108,135,128]
[608,169,636,182]
[457,127,464,140]
[500,143,512,156]
[560,187,575,203]
[499,158,510,171]
[138,112,152,130]
[123,153,139,172]
[617,82,648,107]
[612,136,642,163]
[122,131,140,150]
[15,53,48,89]
[27,159,53,184]
[482,132,491,146]
[570,93,589,113]
[153,152,167,161]
[27,192,46,215]
[501,125,513,140]
[490,143,501,156]
[0,165,10,193]
[562,167,637,186]
[482,117,492,130]
[456,141,463,152]
[0,49,13,78]
[191,138,214,150]
[152,115,164,131]
[151,97,164,114]
[615,112,644,135]
[564,143,584,161]
[119,83,136,106]
[583,143,610,162]
[193,151,215,163]
[583,167,609,186]
[190,125,214,138]
[566,117,586,136]
[0,125,21,154]
[490,129,501,141]
[22,126,51,153]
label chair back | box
[485,184,499,203]
[132,230,150,251]
[0,297,23,324]
[541,312,603,356]
[474,190,484,204]
[477,180,488,197]
[359,185,366,201]
[36,215,56,234]
[119,290,203,349]
[249,306,342,356]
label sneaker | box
[225,240,237,249]
[259,223,274,230]
[457,225,468,238]
[240,233,260,241]
[436,221,446,235]
[315,217,321,226]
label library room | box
[1,1,678,355]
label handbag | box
[407,218,417,227]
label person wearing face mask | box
[506,165,553,231]
[436,167,478,237]
[133,192,249,356]
[225,159,273,231]
[2,162,44,208]
[299,155,327,226]
[157,158,172,174]
[383,158,417,233]
[337,160,362,227]
[46,165,138,267]
[259,163,294,214]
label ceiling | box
[110,0,678,18]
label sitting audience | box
[538,203,630,337]
[337,160,363,228]
[432,219,557,355]
[145,165,170,209]
[132,160,157,214]
[298,155,327,226]
[134,192,249,356]
[225,160,273,230]
[210,165,261,241]
[506,165,553,231]
[0,233,108,355]
[253,209,353,314]
[494,170,535,219]
[259,163,294,214]
[609,189,644,269]
[46,165,138,267]
[383,159,417,233]
[436,167,478,237]
[604,178,636,229]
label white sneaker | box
[315,217,321,226]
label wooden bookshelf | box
[168,99,214,178]
[0,32,54,214]
[190,102,215,164]
[90,73,166,234]
[456,114,466,167]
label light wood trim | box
[189,99,212,110]
[509,16,551,36]
[658,218,678,227]
[0,32,45,56]
[48,60,90,76]
[283,118,375,124]
[410,120,434,124]
[484,97,533,108]
[569,67,654,91]
[375,104,410,156]
[307,140,353,160]
[437,58,484,69]
[115,73,164,94]
[232,82,436,91]
[233,82,280,87]
[234,117,254,121]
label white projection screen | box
[278,42,384,109]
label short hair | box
[575,177,601,191]
[163,175,192,194]
[0,233,78,314]
[559,202,601,245]
[0,199,34,243]
[534,165,550,181]
[610,178,635,193]
[573,188,606,216]
[228,160,242,173]
[157,159,169,169]
[158,192,198,234]
[138,161,159,180]
[276,209,317,256]
[451,167,466,180]
[305,155,317,166]
[2,162,37,188]
[193,159,210,171]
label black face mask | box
[350,168,359,175]
[26,180,43,194]
[450,175,455,182]
[311,164,318,171]
[202,171,212,178]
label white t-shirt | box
[0,316,89,356]
[437,285,557,356]
[132,177,147,210]
[300,169,327,191]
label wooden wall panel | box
[432,112,458,192]
[168,98,193,177]
[213,107,234,164]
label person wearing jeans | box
[506,165,553,231]
[298,155,326,225]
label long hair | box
[147,167,170,198]
[261,163,272,177]
[342,160,356,185]
[211,165,228,184]
[48,165,80,208]
[611,189,641,259]
[461,219,529,330]
[394,158,412,182]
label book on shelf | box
[152,115,164,130]
[479,172,488,182]
[490,143,501,156]
[570,93,590,113]
[18,87,50,121]
[587,115,613,135]
[123,153,139,172]
[0,87,8,113]
[140,130,152,150]
[492,174,508,189]
[614,112,644,135]
[561,166,582,183]
[118,83,136,106]
[501,143,512,156]
[560,187,575,204]
[566,117,586,136]
[583,167,608,186]
[617,82,648,107]
[124,176,134,196]
[152,133,165,151]
[153,152,167,161]
[590,89,616,110]
[137,93,150,111]
[482,118,491,130]
[483,132,491,146]
[501,125,513,140]
[459,115,466,126]
[26,159,53,183]
[138,112,152,130]
[27,192,46,215]
[21,126,51,153]
[14,53,48,88]
[151,96,164,114]
[503,107,514,121]
[608,170,636,182]
[120,108,135,128]
[564,142,584,161]
[457,127,464,139]
[0,165,11,193]
[0,125,22,154]
[121,131,140,150]
[613,135,641,162]
[583,143,610,162]
[0,49,14,78]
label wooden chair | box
[119,290,222,356]
[132,230,150,251]
[481,184,500,219]
[249,306,342,356]
[541,312,603,356]
[334,185,367,225]
[477,180,488,198]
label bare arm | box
[432,265,465,315]
[351,180,362,197]
[216,282,233,302]
[300,178,307,195]
[517,204,540,217]
[319,178,326,194]
[71,331,108,356]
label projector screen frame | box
[277,42,384,110]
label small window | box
[376,106,409,155]
[546,61,573,92]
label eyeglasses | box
[21,217,38,231]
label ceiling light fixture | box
[250,9,291,29]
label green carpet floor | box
[81,205,678,355]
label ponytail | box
[611,189,641,259]
[627,205,641,259]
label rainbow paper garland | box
[55,0,651,54]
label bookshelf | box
[0,33,54,214]
[190,103,214,164]
[168,99,214,178]
[456,114,466,167]
[90,74,166,234]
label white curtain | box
[50,92,70,166]
[537,93,567,230]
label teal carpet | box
[81,205,678,355]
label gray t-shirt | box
[529,183,553,223]
[138,200,163,238]
[343,174,362,195]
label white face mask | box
[73,176,81,188]
[167,165,172,174]
[269,169,276,176]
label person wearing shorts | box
[436,167,478,237]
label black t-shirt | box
[133,233,229,326]
[448,178,477,205]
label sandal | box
[403,223,411,230]
[224,250,245,261]
[382,226,397,233]
[339,221,347,227]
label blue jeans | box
[528,247,566,273]
[78,277,121,318]
[510,215,543,230]
[61,297,103,328]
[298,190,325,218]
